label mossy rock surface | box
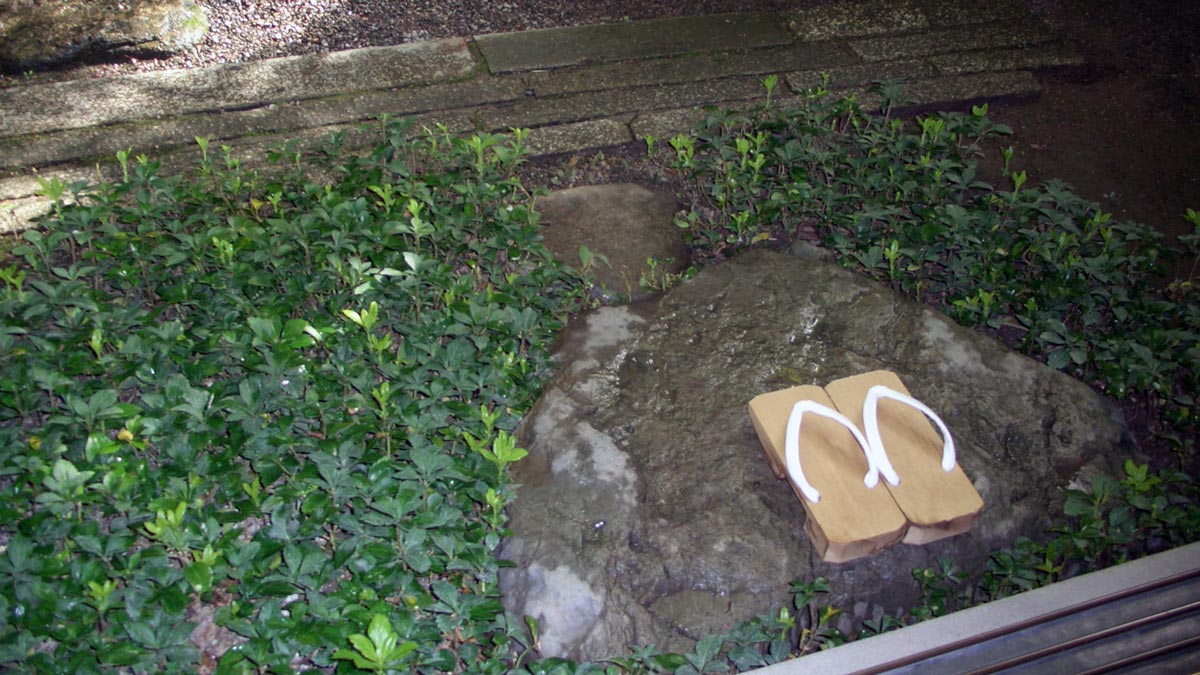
[501,248,1132,661]
[0,0,207,71]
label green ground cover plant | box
[870,457,1200,632]
[0,121,584,672]
[661,82,1199,459]
[3,81,1198,674]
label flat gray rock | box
[500,248,1131,661]
[0,0,207,70]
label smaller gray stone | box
[535,184,687,302]
[0,196,50,234]
[0,0,208,70]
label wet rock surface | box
[536,184,687,302]
[500,248,1132,660]
[0,0,207,70]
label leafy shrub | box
[3,80,1196,674]
[982,459,1200,601]
[871,459,1200,634]
[0,121,583,672]
[661,85,1199,455]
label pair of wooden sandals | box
[748,370,984,563]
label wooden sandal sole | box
[749,385,908,563]
[825,370,984,544]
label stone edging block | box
[525,118,633,156]
[0,78,527,171]
[929,46,1086,76]
[786,0,928,42]
[849,23,1056,63]
[916,0,1034,28]
[475,13,793,74]
[520,42,855,98]
[479,78,766,132]
[0,38,477,137]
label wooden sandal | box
[748,385,908,563]
[824,370,984,544]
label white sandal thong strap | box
[862,385,956,483]
[785,400,880,503]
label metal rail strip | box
[750,542,1200,675]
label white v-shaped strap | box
[785,400,880,503]
[862,385,956,484]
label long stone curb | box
[474,13,794,73]
[0,39,477,137]
[0,0,1085,234]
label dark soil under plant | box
[993,0,1200,245]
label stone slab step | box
[785,0,928,41]
[847,22,1057,63]
[475,13,794,74]
[0,77,527,171]
[0,38,476,136]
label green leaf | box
[403,251,424,272]
[367,613,397,659]
[1063,490,1093,517]
[652,653,691,667]
[1046,348,1069,370]
[184,562,213,593]
[5,535,32,571]
[281,318,316,348]
[425,648,458,671]
[44,458,94,494]
[1037,330,1066,346]
[247,315,280,345]
[99,642,143,666]
[694,634,723,663]
[392,641,418,661]
[333,647,377,670]
[349,632,379,660]
[125,621,158,648]
[491,431,528,464]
